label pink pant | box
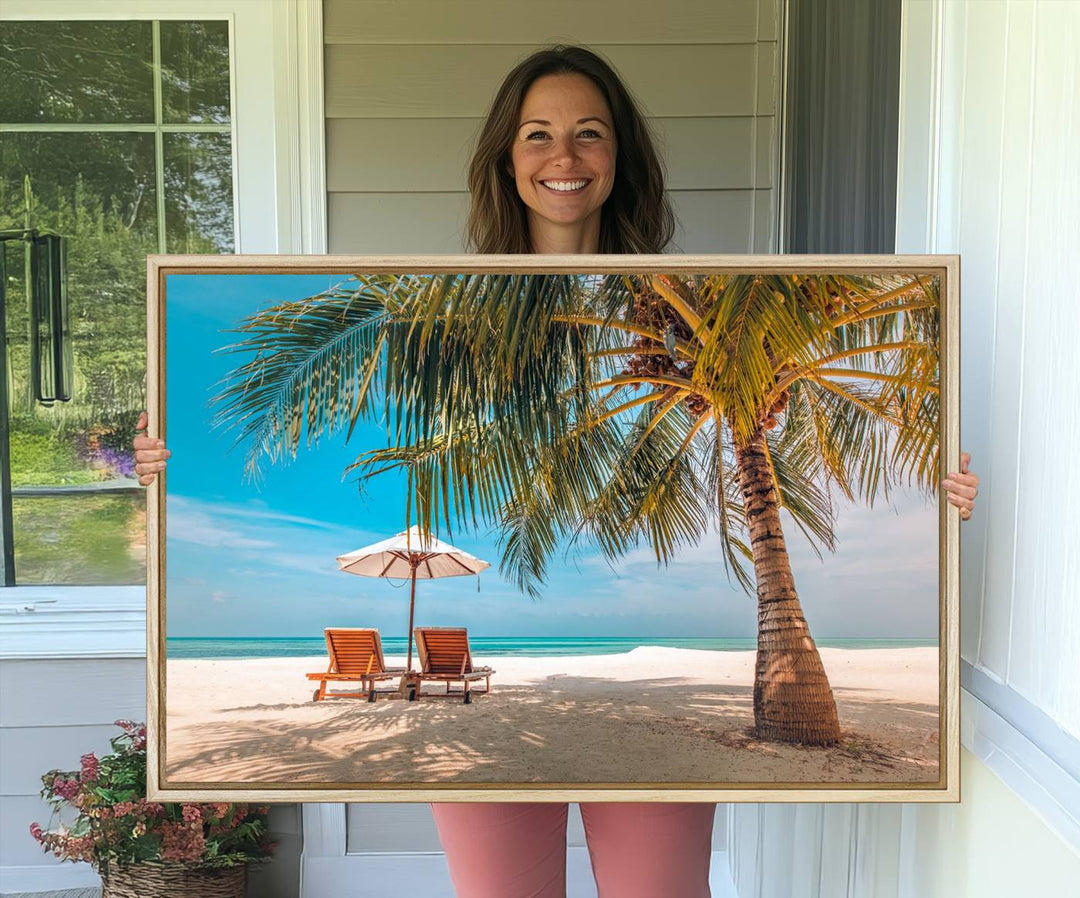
[431,802,716,898]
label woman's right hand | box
[133,411,170,486]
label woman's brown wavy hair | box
[466,45,676,254]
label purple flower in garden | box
[95,446,136,479]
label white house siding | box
[324,0,781,254]
[0,656,145,896]
[319,0,779,882]
[0,606,301,898]
[728,1,1080,895]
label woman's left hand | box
[942,452,979,521]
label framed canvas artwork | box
[145,254,959,803]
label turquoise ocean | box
[167,636,938,660]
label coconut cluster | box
[623,287,711,419]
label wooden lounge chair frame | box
[306,628,406,702]
[413,626,494,704]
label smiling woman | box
[135,41,978,898]
[465,45,674,255]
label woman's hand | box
[133,411,170,486]
[942,452,979,521]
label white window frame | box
[0,0,326,658]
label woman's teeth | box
[542,179,589,192]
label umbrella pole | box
[406,562,417,673]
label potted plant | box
[30,720,273,897]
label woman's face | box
[509,73,617,247]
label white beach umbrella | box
[335,526,490,676]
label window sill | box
[0,585,145,659]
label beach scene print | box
[163,269,942,788]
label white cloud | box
[168,509,275,550]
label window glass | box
[0,21,155,124]
[164,133,234,253]
[160,20,231,124]
[1,20,234,585]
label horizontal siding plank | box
[753,188,778,252]
[345,803,443,852]
[328,188,764,254]
[326,119,478,192]
[2,794,71,867]
[758,0,780,42]
[0,724,125,796]
[329,192,470,253]
[755,41,778,116]
[324,0,759,45]
[326,117,761,193]
[325,45,758,119]
[0,659,145,728]
[754,116,776,189]
[659,118,757,188]
[669,189,757,253]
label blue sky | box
[165,274,940,640]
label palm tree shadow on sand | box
[166,674,939,786]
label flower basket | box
[31,721,273,890]
[101,861,247,898]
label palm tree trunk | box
[735,429,841,745]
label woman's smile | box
[540,178,592,193]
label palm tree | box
[214,270,939,746]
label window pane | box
[164,133,235,252]
[1,132,157,424]
[160,20,232,124]
[0,22,154,124]
[1,19,235,586]
[12,493,145,585]
[2,132,155,585]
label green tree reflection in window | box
[0,19,234,585]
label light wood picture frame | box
[146,253,960,803]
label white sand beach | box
[164,647,941,785]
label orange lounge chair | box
[413,627,494,704]
[306,628,406,702]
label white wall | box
[728,1,1080,893]
[728,746,1080,898]
[896,747,1080,897]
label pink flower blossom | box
[80,753,99,782]
[29,822,43,842]
[160,821,206,863]
[181,805,202,824]
[52,777,80,801]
